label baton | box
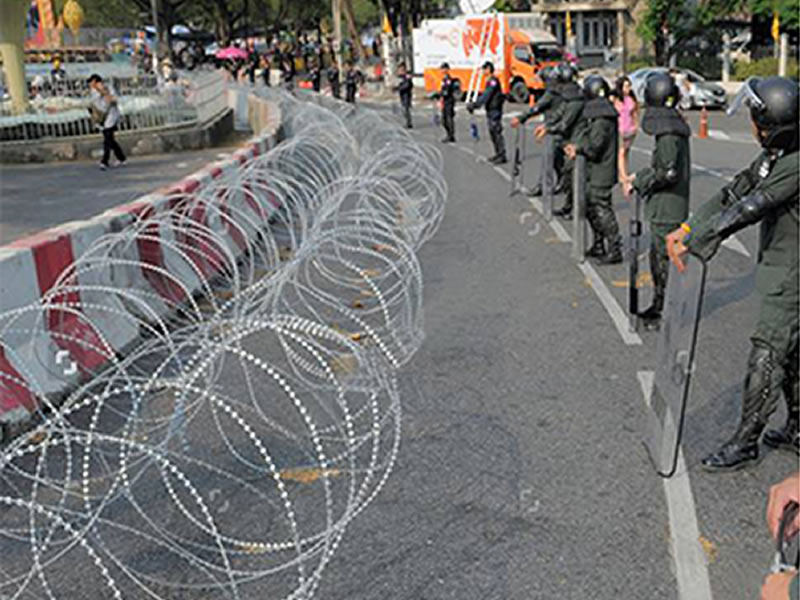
[510,127,522,196]
[629,191,643,331]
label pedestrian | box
[438,62,457,143]
[393,62,413,128]
[540,62,586,218]
[309,59,322,92]
[50,54,67,95]
[623,72,691,330]
[328,61,341,99]
[87,73,126,170]
[762,472,800,599]
[666,76,798,471]
[613,75,639,183]
[247,48,258,86]
[564,75,622,264]
[344,61,362,104]
[467,61,507,164]
[511,66,563,197]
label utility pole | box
[778,32,788,76]
[0,0,30,114]
[150,0,159,74]
[332,0,343,75]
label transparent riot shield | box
[571,154,587,262]
[628,191,643,331]
[542,134,555,221]
[644,254,708,478]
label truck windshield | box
[531,43,562,62]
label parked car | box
[628,67,727,109]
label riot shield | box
[628,191,643,331]
[644,254,708,478]
[571,154,587,262]
[542,134,555,221]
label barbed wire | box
[0,89,447,599]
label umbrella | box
[216,47,249,61]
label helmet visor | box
[726,77,763,116]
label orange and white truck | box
[412,13,564,103]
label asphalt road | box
[0,100,794,599]
[0,142,249,245]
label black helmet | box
[745,77,798,149]
[583,75,610,100]
[538,66,558,85]
[555,62,575,83]
[644,72,681,108]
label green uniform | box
[520,88,564,192]
[632,107,691,313]
[548,82,587,213]
[686,148,799,412]
[574,97,620,247]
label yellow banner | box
[383,13,393,35]
[566,11,572,38]
[772,11,780,42]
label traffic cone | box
[529,91,535,108]
[698,107,709,139]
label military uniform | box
[394,72,414,128]
[328,66,341,99]
[632,106,692,319]
[574,96,621,260]
[471,75,506,161]
[549,81,586,215]
[440,74,458,142]
[686,145,799,459]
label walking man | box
[88,74,125,171]
[393,63,413,128]
[439,63,457,143]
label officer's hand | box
[511,117,520,128]
[666,228,689,273]
[564,144,577,160]
[466,103,474,114]
[534,124,547,140]
[760,571,796,600]
[767,473,800,541]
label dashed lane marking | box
[637,371,714,600]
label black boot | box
[527,185,543,197]
[701,342,780,472]
[587,236,605,258]
[596,235,623,265]
[553,205,572,219]
[763,367,799,455]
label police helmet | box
[583,75,610,100]
[555,62,575,83]
[729,76,799,150]
[643,72,681,108]
[538,66,559,85]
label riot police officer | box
[510,66,564,197]
[666,77,799,471]
[393,63,413,129]
[540,63,586,218]
[439,63,458,143]
[344,61,363,104]
[467,61,507,164]
[328,62,341,99]
[565,75,623,264]
[624,72,691,330]
[309,59,322,92]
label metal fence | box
[0,70,228,143]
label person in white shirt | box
[88,73,126,170]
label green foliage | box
[626,56,657,73]
[748,0,800,30]
[733,57,800,80]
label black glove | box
[466,103,474,114]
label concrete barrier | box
[0,92,283,428]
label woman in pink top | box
[613,76,639,184]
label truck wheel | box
[510,80,530,104]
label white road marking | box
[494,166,511,181]
[581,262,643,346]
[708,129,730,141]
[637,371,714,600]
[630,146,751,257]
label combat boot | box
[763,373,799,454]
[527,185,543,198]
[587,236,605,258]
[702,342,778,472]
[552,205,572,219]
[596,236,623,265]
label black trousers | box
[345,85,357,103]
[442,104,455,140]
[487,112,505,158]
[331,83,340,99]
[401,101,412,127]
[102,126,125,166]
